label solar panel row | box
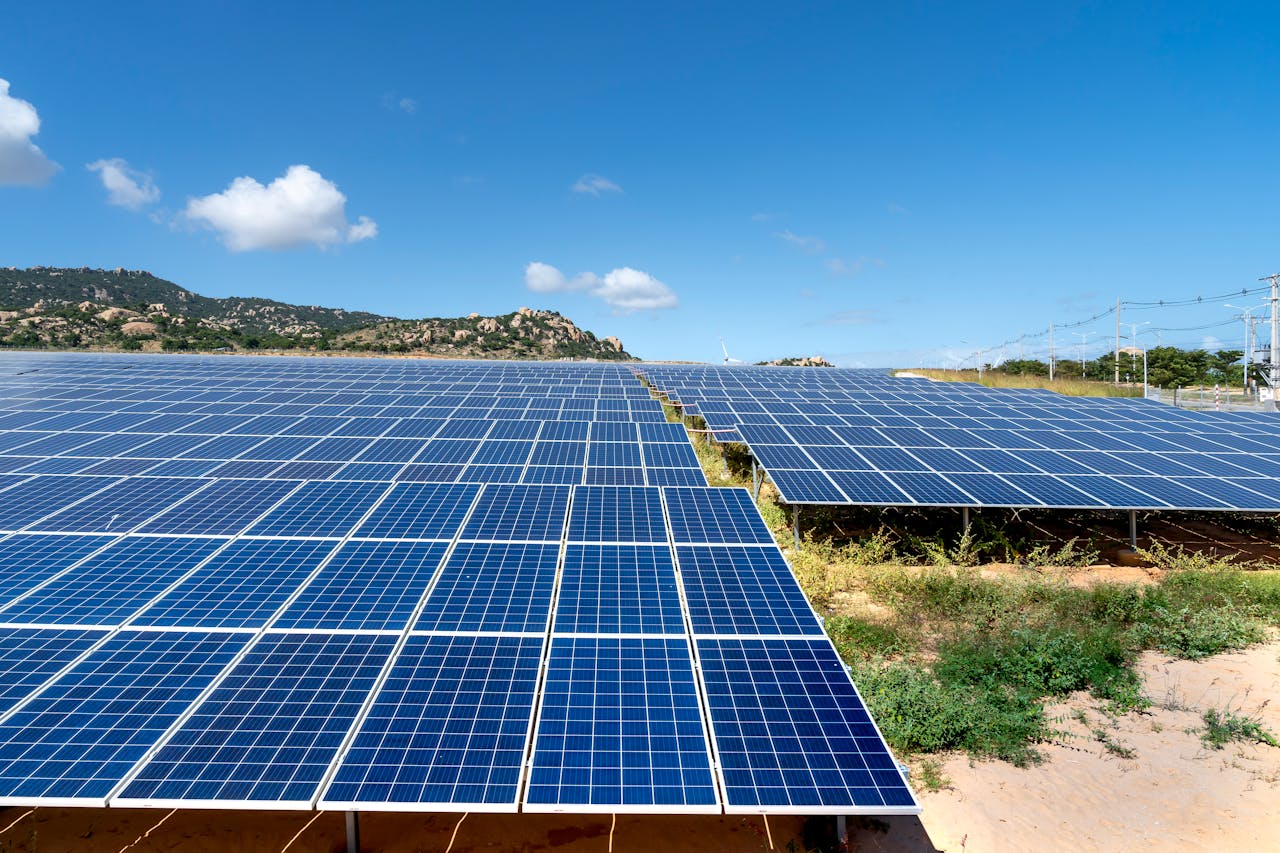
[640,365,1280,510]
[0,353,917,816]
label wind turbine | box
[720,337,743,364]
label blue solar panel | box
[529,441,586,467]
[524,637,718,811]
[321,634,543,810]
[0,630,249,803]
[0,536,228,626]
[273,540,448,631]
[697,638,917,812]
[28,473,208,535]
[663,487,773,544]
[415,542,558,633]
[244,481,389,538]
[676,545,822,637]
[882,471,976,506]
[0,476,119,531]
[0,627,107,715]
[554,545,684,635]
[520,465,583,485]
[353,482,480,540]
[769,470,848,503]
[460,484,570,541]
[117,632,396,807]
[0,534,117,606]
[138,478,301,535]
[132,538,339,629]
[567,486,667,543]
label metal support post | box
[1128,510,1138,550]
[793,505,800,549]
[837,815,849,851]
[962,506,970,536]
[751,458,759,502]
[346,811,360,853]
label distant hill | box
[755,356,834,367]
[0,267,633,360]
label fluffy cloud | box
[774,229,825,254]
[185,165,376,251]
[524,262,677,312]
[86,158,159,210]
[0,79,59,186]
[826,256,885,276]
[571,173,622,196]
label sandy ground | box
[0,645,1274,852]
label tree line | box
[992,347,1250,389]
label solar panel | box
[554,545,684,635]
[676,545,823,637]
[663,487,773,544]
[0,536,229,627]
[0,627,107,716]
[460,484,570,542]
[131,538,340,629]
[566,486,667,543]
[244,481,389,538]
[352,482,480,540]
[696,638,917,812]
[0,630,249,804]
[415,542,558,633]
[524,637,718,812]
[320,634,543,811]
[138,478,302,535]
[116,632,397,808]
[0,534,117,607]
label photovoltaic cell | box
[244,481,389,538]
[554,545,684,635]
[460,484,570,542]
[131,538,340,629]
[0,534,117,607]
[0,627,107,716]
[138,478,302,535]
[117,632,397,806]
[664,487,773,545]
[415,542,559,633]
[676,545,821,637]
[31,471,209,532]
[697,638,917,812]
[321,635,543,810]
[0,536,228,627]
[566,486,667,543]
[0,476,119,531]
[353,482,480,540]
[0,630,249,803]
[273,540,449,631]
[524,637,718,811]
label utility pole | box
[1048,323,1055,380]
[1265,274,1280,409]
[1114,298,1121,385]
[1018,334,1023,360]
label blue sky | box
[2,1,1278,365]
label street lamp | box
[1225,303,1267,398]
[1072,331,1094,379]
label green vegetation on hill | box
[0,267,632,359]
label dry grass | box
[903,368,1144,398]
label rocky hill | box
[756,355,834,367]
[0,267,632,360]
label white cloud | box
[888,203,911,216]
[398,97,418,114]
[524,262,677,312]
[571,173,622,196]
[184,165,377,251]
[86,158,159,210]
[0,78,59,186]
[826,256,885,276]
[774,229,825,254]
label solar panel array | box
[0,353,916,816]
[639,365,1280,510]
